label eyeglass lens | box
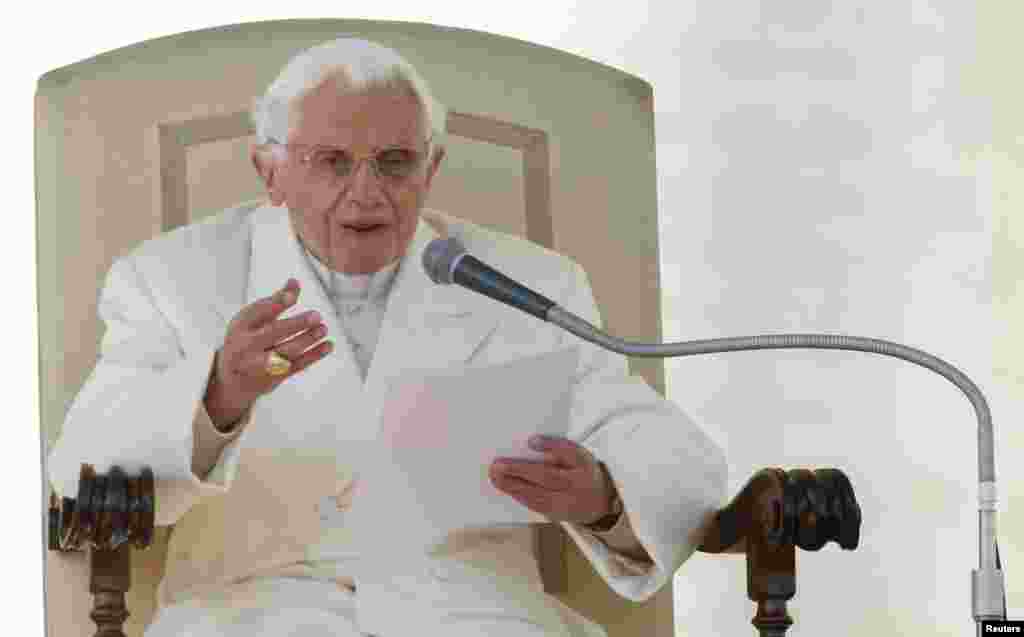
[310,148,423,179]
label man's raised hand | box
[204,278,333,429]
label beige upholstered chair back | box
[37,19,669,637]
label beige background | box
[660,2,1021,634]
[37,19,669,637]
[981,0,1023,617]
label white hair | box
[250,38,447,158]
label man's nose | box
[346,158,386,205]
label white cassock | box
[47,201,729,636]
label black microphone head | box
[422,236,468,284]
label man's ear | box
[251,144,285,206]
[424,146,446,191]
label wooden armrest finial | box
[48,465,157,637]
[49,464,155,553]
[698,467,862,636]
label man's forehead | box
[292,86,426,148]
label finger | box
[277,338,335,378]
[234,338,333,387]
[493,459,572,491]
[496,480,554,516]
[235,348,291,382]
[237,279,302,330]
[250,310,323,351]
[273,323,329,361]
[490,469,531,495]
[529,436,585,468]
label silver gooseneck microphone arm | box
[420,235,1007,631]
[548,308,993,479]
[544,306,1007,630]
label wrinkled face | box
[254,76,443,274]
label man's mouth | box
[341,223,388,233]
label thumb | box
[277,279,300,304]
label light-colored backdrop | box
[663,3,1021,635]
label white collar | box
[299,241,402,302]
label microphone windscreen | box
[422,237,467,284]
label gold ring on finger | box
[265,350,292,377]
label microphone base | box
[972,568,1006,622]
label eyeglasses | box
[271,138,433,185]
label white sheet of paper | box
[345,345,580,554]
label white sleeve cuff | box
[574,508,655,576]
[191,399,250,485]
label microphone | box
[421,235,557,321]
[422,235,1007,628]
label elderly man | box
[47,38,727,636]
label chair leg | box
[89,543,131,637]
[747,536,795,636]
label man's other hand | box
[489,435,615,525]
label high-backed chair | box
[37,19,860,637]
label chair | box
[37,19,861,637]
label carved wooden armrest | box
[48,465,156,637]
[697,467,862,636]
